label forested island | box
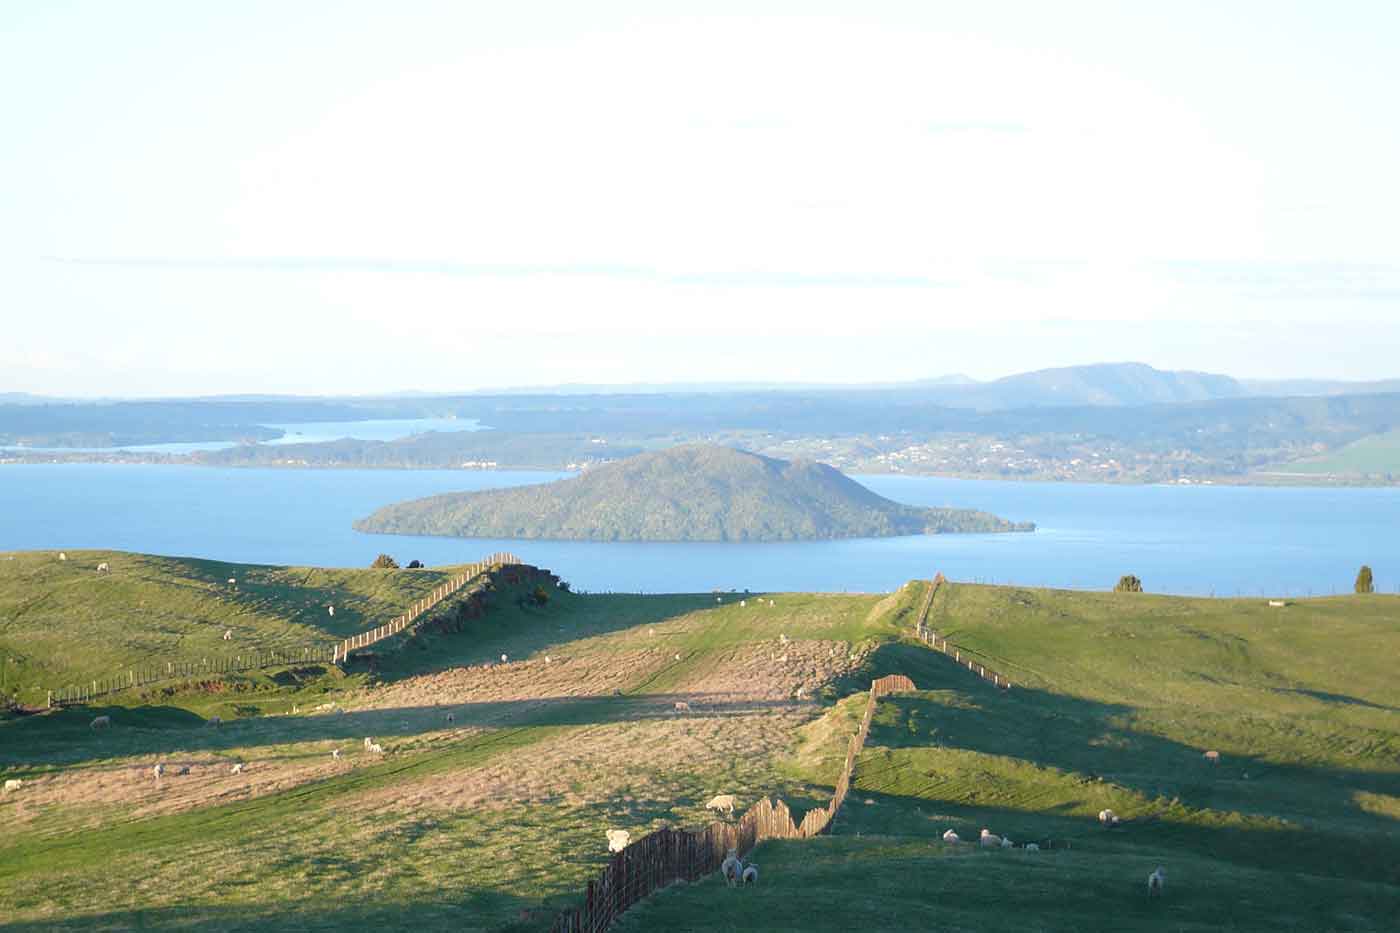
[354,445,1034,542]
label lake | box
[0,464,1395,596]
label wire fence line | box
[913,573,1014,690]
[48,553,522,707]
[548,673,917,933]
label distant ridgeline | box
[354,444,1034,542]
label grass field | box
[1274,428,1400,476]
[1,561,1397,931]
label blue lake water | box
[1,417,486,454]
[0,464,1395,596]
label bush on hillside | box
[532,584,550,606]
[1114,574,1143,593]
[370,554,400,569]
[1355,565,1374,594]
[406,559,423,569]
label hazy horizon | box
[5,2,1399,396]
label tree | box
[406,560,423,569]
[532,584,551,606]
[370,554,399,569]
[1114,574,1143,593]
[1355,565,1374,594]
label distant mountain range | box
[354,445,1034,542]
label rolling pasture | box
[1,559,1397,931]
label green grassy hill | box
[1,571,1397,931]
[355,444,1033,541]
[0,549,473,705]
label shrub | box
[1355,565,1375,594]
[370,554,400,569]
[406,559,423,569]
[1114,574,1143,593]
[532,584,550,606]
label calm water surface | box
[1,465,1395,596]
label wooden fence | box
[548,673,917,933]
[48,553,522,707]
[331,552,520,662]
[913,573,1014,690]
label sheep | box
[779,633,789,645]
[3,779,21,793]
[1098,809,1119,826]
[230,763,244,775]
[673,653,681,661]
[706,794,738,817]
[1203,750,1220,764]
[223,630,233,641]
[1023,843,1040,852]
[648,628,655,637]
[227,577,236,586]
[1001,836,1014,849]
[606,829,630,853]
[328,606,334,616]
[445,712,455,724]
[364,737,374,749]
[720,849,743,887]
[742,864,758,885]
[500,653,508,664]
[332,749,342,760]
[1147,866,1166,897]
[979,829,1002,848]
[96,562,110,573]
[58,552,66,561]
[768,599,774,607]
[740,600,746,608]
[90,715,111,730]
[942,829,961,844]
[544,655,551,664]
[177,765,190,775]
[152,763,165,782]
[367,743,384,755]
[674,701,691,713]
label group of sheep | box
[941,827,1039,853]
[720,848,758,887]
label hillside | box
[354,445,1034,541]
[2,574,1398,931]
[0,549,473,704]
[920,361,1245,410]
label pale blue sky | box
[3,1,1398,396]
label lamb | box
[96,562,110,573]
[674,701,691,713]
[674,653,681,661]
[979,829,1002,848]
[3,779,21,793]
[367,743,384,754]
[942,829,961,844]
[445,712,455,724]
[706,794,737,817]
[152,763,165,782]
[720,849,743,887]
[742,864,758,885]
[227,578,236,586]
[223,630,233,641]
[1023,843,1040,852]
[740,600,746,607]
[58,552,66,561]
[606,829,630,853]
[90,715,111,730]
[364,737,374,749]
[1147,866,1166,897]
[500,653,508,663]
[230,763,244,775]
[1203,750,1220,764]
[327,606,334,616]
[1098,809,1119,826]
[332,749,342,760]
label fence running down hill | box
[48,553,521,707]
[331,552,520,662]
[548,673,917,933]
[913,573,1014,690]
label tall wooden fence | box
[48,553,522,707]
[331,552,520,662]
[913,573,1013,690]
[548,673,917,933]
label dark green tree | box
[1114,574,1143,593]
[370,554,400,569]
[1355,565,1374,594]
[532,584,551,606]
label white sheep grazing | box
[648,628,655,636]
[96,562,110,573]
[1203,750,1220,764]
[500,653,508,664]
[231,763,244,775]
[674,701,691,713]
[720,849,743,887]
[90,715,111,730]
[222,630,232,641]
[332,749,342,760]
[1147,866,1166,897]
[740,600,746,607]
[706,794,737,816]
[942,829,961,844]
[364,737,374,749]
[742,864,758,885]
[58,552,66,561]
[979,829,1002,848]
[152,763,165,781]
[328,606,334,616]
[768,599,774,607]
[1023,843,1040,853]
[1098,809,1119,825]
[228,578,236,586]
[368,743,384,755]
[607,829,630,853]
[3,779,22,793]
[545,655,551,665]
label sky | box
[3,1,1399,397]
